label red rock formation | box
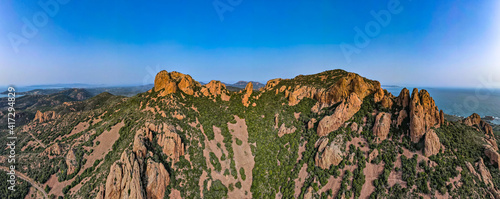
[409,88,441,142]
[33,110,57,123]
[154,70,200,96]
[242,82,253,107]
[395,88,410,108]
[66,149,78,175]
[200,80,231,101]
[145,123,185,163]
[315,137,343,169]
[105,151,145,199]
[477,158,494,188]
[317,93,363,137]
[424,129,441,157]
[462,113,494,136]
[396,110,408,127]
[263,78,282,91]
[485,145,500,169]
[145,159,170,199]
[278,123,297,137]
[372,112,392,141]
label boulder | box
[372,112,392,141]
[424,129,441,157]
[317,93,362,137]
[315,137,343,169]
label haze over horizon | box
[1,1,500,89]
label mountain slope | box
[2,69,499,199]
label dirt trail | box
[28,131,46,148]
[0,166,48,199]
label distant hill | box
[1,84,154,97]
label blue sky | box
[1,0,499,88]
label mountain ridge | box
[1,69,499,199]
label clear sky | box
[1,0,499,88]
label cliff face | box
[372,112,392,141]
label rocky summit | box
[2,69,499,199]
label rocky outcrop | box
[43,143,62,156]
[34,110,57,123]
[286,73,380,107]
[477,158,494,188]
[145,159,170,199]
[424,129,441,157]
[485,145,500,169]
[315,137,343,169]
[66,149,78,175]
[105,151,145,199]
[317,93,363,137]
[242,82,253,107]
[154,70,201,96]
[409,88,442,142]
[372,112,392,141]
[263,78,282,91]
[200,80,231,101]
[278,123,297,137]
[308,118,317,129]
[369,150,379,162]
[462,113,494,136]
[146,123,185,163]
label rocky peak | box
[154,70,200,96]
[409,88,442,142]
[395,88,410,108]
[263,78,282,91]
[200,80,231,101]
